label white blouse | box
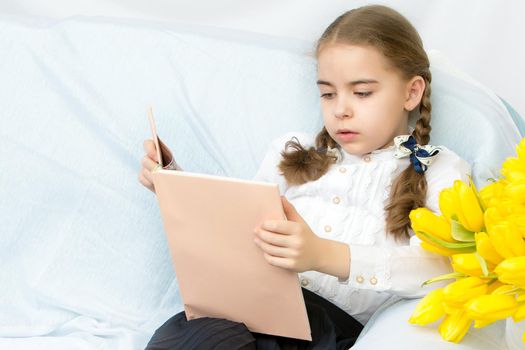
[252,131,472,325]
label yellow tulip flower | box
[410,208,454,242]
[479,180,506,208]
[475,232,504,265]
[488,222,525,258]
[502,158,525,184]
[513,303,525,322]
[411,208,476,255]
[503,181,525,203]
[484,207,504,236]
[507,204,525,215]
[505,222,525,257]
[495,257,525,288]
[486,280,505,294]
[501,138,525,181]
[491,284,518,295]
[443,304,462,316]
[438,310,472,343]
[465,294,518,327]
[517,138,525,159]
[443,277,488,309]
[453,180,485,232]
[474,319,498,328]
[501,159,525,183]
[508,214,525,238]
[409,288,446,325]
[491,200,525,217]
[517,290,525,302]
[489,221,516,259]
[451,253,486,276]
[439,187,457,223]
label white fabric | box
[504,318,525,350]
[0,13,523,350]
[252,130,470,325]
[351,298,507,350]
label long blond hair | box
[278,5,432,239]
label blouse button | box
[324,225,332,233]
[370,277,378,285]
[363,155,371,162]
[301,278,310,287]
[339,167,347,173]
[356,275,364,284]
[332,196,340,204]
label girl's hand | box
[139,137,178,194]
[253,196,325,273]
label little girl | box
[139,5,471,350]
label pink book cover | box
[151,169,312,341]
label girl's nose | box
[334,97,353,119]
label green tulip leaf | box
[450,219,476,242]
[475,252,489,277]
[482,273,499,281]
[468,174,487,212]
[422,272,468,287]
[416,230,477,252]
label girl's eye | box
[355,92,372,97]
[320,93,335,99]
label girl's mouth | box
[336,130,359,141]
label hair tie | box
[393,135,442,173]
[315,144,341,162]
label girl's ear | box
[403,76,425,112]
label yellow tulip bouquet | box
[408,137,525,343]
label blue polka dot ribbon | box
[393,135,442,174]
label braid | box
[413,73,432,145]
[385,72,432,239]
[277,127,339,186]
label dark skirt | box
[145,288,363,350]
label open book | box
[148,109,311,340]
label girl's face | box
[317,43,421,156]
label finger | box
[142,155,159,172]
[256,228,289,247]
[262,253,293,270]
[138,171,155,193]
[141,167,154,185]
[143,138,155,152]
[143,139,159,162]
[254,236,292,258]
[260,220,294,235]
